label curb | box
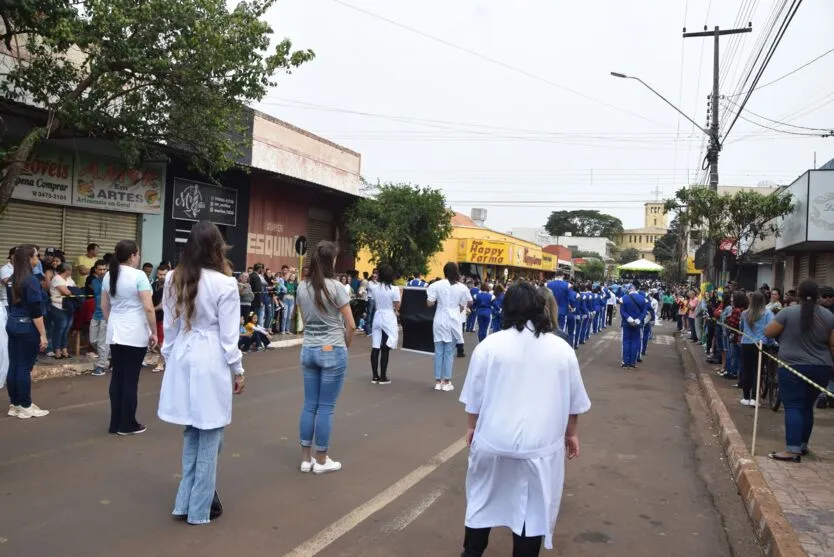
[677,338,807,557]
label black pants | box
[462,526,542,557]
[371,331,390,381]
[741,343,762,400]
[606,305,614,326]
[108,344,147,434]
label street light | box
[609,72,710,137]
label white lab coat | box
[157,269,244,430]
[369,283,400,350]
[427,280,471,344]
[460,326,591,549]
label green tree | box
[653,216,683,264]
[544,210,624,239]
[571,249,603,260]
[576,259,605,281]
[617,247,641,264]
[346,183,453,276]
[0,0,314,210]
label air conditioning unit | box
[471,208,487,227]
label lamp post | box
[610,71,719,191]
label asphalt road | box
[0,324,761,556]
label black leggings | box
[740,344,762,400]
[371,331,390,380]
[109,344,147,434]
[463,525,542,557]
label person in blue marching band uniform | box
[474,283,494,343]
[567,284,579,349]
[578,283,590,345]
[490,284,505,333]
[465,280,479,333]
[545,270,570,331]
[600,285,611,329]
[620,281,648,368]
[590,286,600,335]
[407,273,427,288]
[640,288,656,362]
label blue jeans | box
[282,296,295,333]
[364,298,375,335]
[779,365,832,453]
[6,317,39,408]
[434,341,456,381]
[263,298,274,331]
[49,307,72,351]
[299,345,348,452]
[173,425,225,524]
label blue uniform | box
[474,291,493,342]
[641,293,656,357]
[567,289,580,348]
[578,292,590,344]
[465,287,479,332]
[620,290,648,367]
[546,278,570,331]
[491,293,504,333]
[407,278,427,288]
[601,287,610,329]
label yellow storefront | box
[355,225,555,281]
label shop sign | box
[459,239,510,265]
[540,253,556,271]
[172,178,237,226]
[686,256,701,275]
[11,150,74,206]
[247,222,300,259]
[73,154,163,214]
[718,238,738,255]
[523,247,543,268]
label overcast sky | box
[254,0,834,232]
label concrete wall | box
[251,112,361,196]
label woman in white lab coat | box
[157,221,246,525]
[460,282,591,556]
[368,264,400,384]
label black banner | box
[172,178,238,226]
[400,287,436,355]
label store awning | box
[618,258,663,272]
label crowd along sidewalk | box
[678,335,834,557]
[30,334,304,382]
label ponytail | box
[797,279,819,333]
[110,240,139,297]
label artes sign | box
[172,178,237,226]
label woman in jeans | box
[158,221,245,524]
[102,240,157,436]
[48,262,76,359]
[296,241,355,474]
[6,245,50,419]
[281,271,297,334]
[723,292,748,381]
[427,262,472,392]
[739,291,775,407]
[765,280,834,462]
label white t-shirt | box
[368,283,400,312]
[0,262,13,305]
[50,274,76,310]
[102,265,153,347]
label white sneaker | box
[7,405,21,417]
[434,383,442,391]
[313,456,342,474]
[18,404,49,418]
[442,383,455,392]
[300,458,315,473]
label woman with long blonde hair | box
[157,221,245,525]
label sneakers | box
[91,367,106,377]
[17,404,49,418]
[740,399,760,407]
[378,378,391,385]
[300,458,316,473]
[441,383,455,392]
[434,383,442,391]
[313,456,342,474]
[371,377,379,385]
[7,405,20,417]
[117,424,147,436]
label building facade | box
[613,202,668,262]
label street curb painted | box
[677,338,807,557]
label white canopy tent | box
[618,258,664,272]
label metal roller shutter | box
[813,253,829,285]
[797,254,810,284]
[0,200,63,253]
[63,207,138,265]
[304,208,334,266]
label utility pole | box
[683,25,752,191]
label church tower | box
[644,202,667,229]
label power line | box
[326,0,675,128]
[725,47,834,97]
[721,98,832,132]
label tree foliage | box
[544,210,623,239]
[571,249,603,260]
[653,216,683,264]
[617,247,641,264]
[663,186,794,260]
[0,0,314,210]
[576,259,605,281]
[346,183,453,276]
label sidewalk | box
[679,334,834,557]
[31,334,304,382]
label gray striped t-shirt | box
[297,279,351,347]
